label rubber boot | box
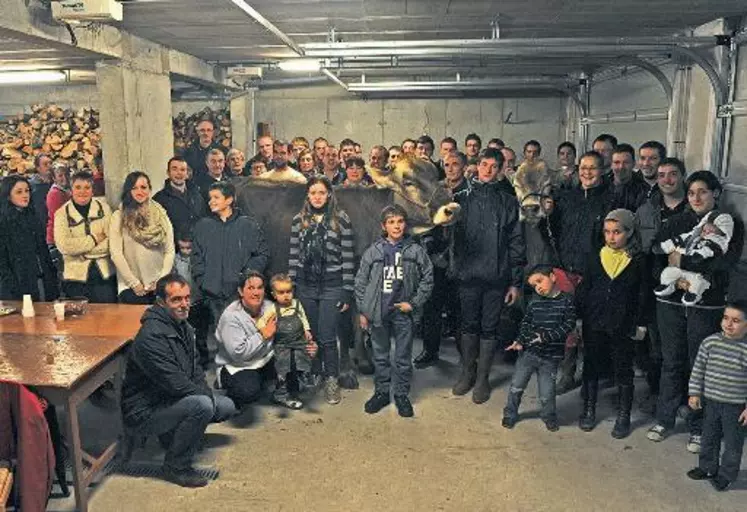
[472,338,497,404]
[578,379,598,432]
[452,333,479,395]
[611,385,634,439]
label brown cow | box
[233,156,460,388]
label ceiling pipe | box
[257,76,330,89]
[347,77,572,90]
[228,0,348,91]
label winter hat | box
[604,208,641,256]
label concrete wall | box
[0,83,99,117]
[255,85,567,159]
[587,66,673,149]
[171,99,227,117]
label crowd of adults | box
[0,116,744,489]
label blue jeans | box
[370,311,415,396]
[503,351,559,422]
[298,285,342,378]
[133,394,236,470]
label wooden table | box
[0,302,146,512]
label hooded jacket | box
[121,304,211,427]
[153,179,206,237]
[355,236,434,325]
[452,179,526,286]
[551,182,614,276]
[192,208,269,300]
[0,206,59,301]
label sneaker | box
[686,467,715,481]
[711,475,732,492]
[501,416,516,429]
[324,377,341,405]
[394,395,414,417]
[544,419,560,432]
[681,292,700,307]
[162,466,209,488]
[686,434,702,454]
[413,349,439,369]
[364,392,391,414]
[646,424,669,442]
[653,283,675,297]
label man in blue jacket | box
[451,148,526,405]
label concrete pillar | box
[96,35,173,206]
[229,89,256,157]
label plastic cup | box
[54,301,66,322]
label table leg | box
[63,396,88,512]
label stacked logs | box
[0,104,100,174]
[173,107,231,153]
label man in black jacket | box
[451,148,526,404]
[121,274,236,488]
[183,119,228,177]
[192,181,269,334]
[153,156,206,238]
[611,143,648,211]
[193,149,227,206]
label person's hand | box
[739,407,747,426]
[668,252,682,267]
[337,302,350,313]
[304,330,314,343]
[92,231,107,244]
[394,302,413,313]
[631,326,647,341]
[132,283,146,296]
[305,341,318,358]
[260,313,277,340]
[505,341,523,351]
[359,314,369,330]
[145,281,157,292]
[688,396,701,411]
[504,286,520,306]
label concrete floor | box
[47,340,744,512]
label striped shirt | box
[689,333,747,405]
[288,211,355,297]
[517,292,576,360]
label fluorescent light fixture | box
[277,59,321,72]
[0,70,67,85]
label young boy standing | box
[687,301,747,491]
[502,265,576,431]
[355,205,434,417]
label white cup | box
[54,302,66,322]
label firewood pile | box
[173,107,231,153]
[0,104,101,175]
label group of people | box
[0,120,745,492]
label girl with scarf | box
[288,176,355,405]
[0,174,59,301]
[576,208,648,438]
[110,171,174,304]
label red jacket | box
[0,382,55,512]
[46,185,71,245]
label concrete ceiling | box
[0,34,99,72]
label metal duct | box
[581,108,669,124]
[347,77,572,91]
[257,75,330,89]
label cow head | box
[513,159,554,226]
[369,156,460,234]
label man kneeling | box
[121,274,236,488]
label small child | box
[502,265,576,431]
[172,228,210,368]
[654,210,734,306]
[266,273,317,409]
[686,301,747,492]
[355,204,434,417]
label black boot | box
[452,333,479,395]
[472,338,496,404]
[413,348,439,369]
[578,379,598,432]
[611,385,634,439]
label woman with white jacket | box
[54,171,117,303]
[110,171,174,304]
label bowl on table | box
[63,297,89,317]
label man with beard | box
[121,274,236,488]
[261,141,307,184]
